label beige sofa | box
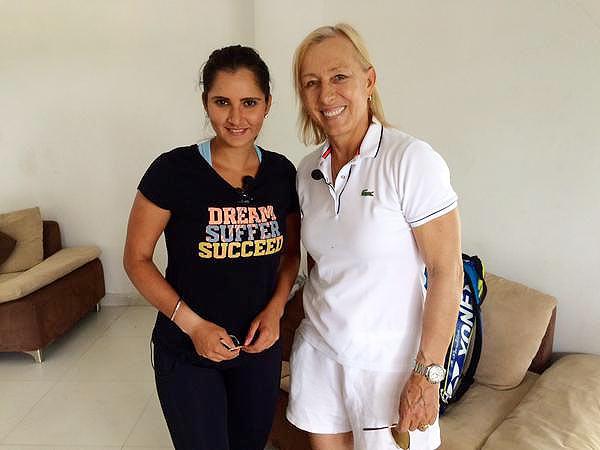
[0,207,105,362]
[270,273,600,449]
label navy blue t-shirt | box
[138,145,299,356]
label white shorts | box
[286,334,441,450]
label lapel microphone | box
[242,175,255,191]
[237,176,255,205]
[311,169,334,190]
[311,169,325,181]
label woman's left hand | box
[243,303,283,353]
[397,373,439,432]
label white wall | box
[306,0,600,354]
[2,1,599,354]
[253,0,326,166]
[0,0,254,298]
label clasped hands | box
[189,303,282,362]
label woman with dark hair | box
[124,45,300,450]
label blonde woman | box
[286,24,462,450]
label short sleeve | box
[285,158,300,214]
[399,141,458,228]
[137,153,173,210]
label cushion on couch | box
[0,246,101,304]
[0,207,43,274]
[0,231,17,266]
[475,274,556,389]
[482,354,600,450]
[0,272,22,284]
[439,372,539,450]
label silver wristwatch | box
[413,360,446,384]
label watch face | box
[428,365,446,383]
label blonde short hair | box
[293,23,389,146]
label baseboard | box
[100,293,149,306]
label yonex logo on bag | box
[458,289,475,357]
[361,189,374,197]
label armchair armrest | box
[43,221,62,258]
[528,306,556,374]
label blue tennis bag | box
[439,253,487,414]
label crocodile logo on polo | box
[361,189,374,197]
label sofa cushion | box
[482,354,600,450]
[0,246,101,304]
[0,231,17,266]
[0,272,23,283]
[439,372,538,450]
[475,273,556,389]
[0,207,43,274]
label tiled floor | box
[0,305,278,450]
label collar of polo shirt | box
[315,120,384,185]
[318,119,384,163]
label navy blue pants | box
[153,342,282,450]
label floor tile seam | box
[57,305,124,341]
[97,333,154,340]
[71,305,128,341]
[59,323,113,380]
[46,380,155,387]
[120,447,173,450]
[0,446,122,448]
[119,386,157,449]
[98,305,134,337]
[82,308,127,340]
[41,306,131,382]
[0,377,60,445]
[0,446,121,448]
[103,306,156,339]
[61,335,155,384]
[1,380,154,441]
[1,381,155,447]
[0,340,99,437]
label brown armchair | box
[0,218,105,362]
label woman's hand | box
[188,320,240,362]
[397,373,439,432]
[242,212,299,354]
[243,303,283,353]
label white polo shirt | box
[296,120,458,372]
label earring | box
[368,95,373,102]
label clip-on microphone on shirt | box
[311,169,334,190]
[237,176,255,205]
